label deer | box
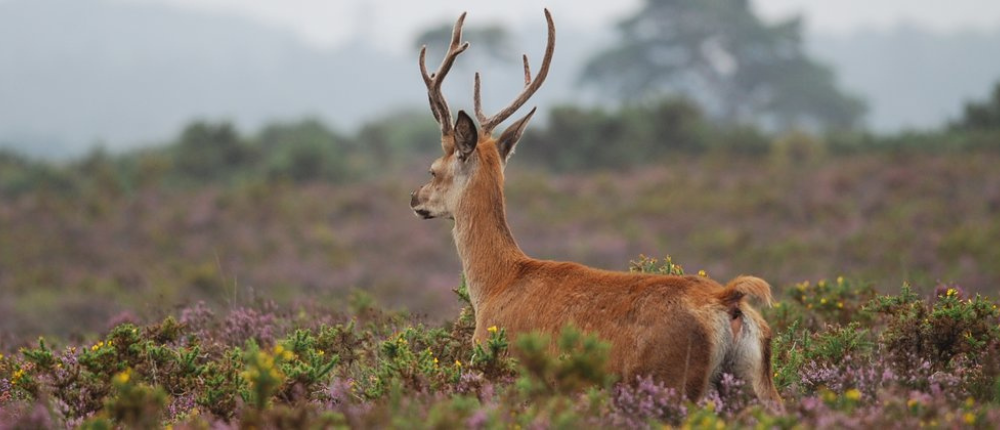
[408,9,783,411]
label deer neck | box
[452,168,525,312]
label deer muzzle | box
[410,191,432,219]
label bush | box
[3,273,1000,427]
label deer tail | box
[715,275,773,308]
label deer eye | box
[429,170,437,178]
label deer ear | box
[497,107,536,162]
[454,110,478,160]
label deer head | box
[410,10,555,220]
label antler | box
[418,12,470,136]
[474,9,556,135]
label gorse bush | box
[514,326,614,398]
[868,284,1000,380]
[628,254,687,276]
[4,262,1000,428]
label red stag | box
[409,9,783,410]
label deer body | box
[410,10,783,410]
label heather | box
[3,149,1000,341]
[2,266,1000,428]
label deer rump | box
[477,263,779,405]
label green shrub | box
[868,284,1000,370]
[514,325,614,398]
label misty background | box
[2,0,1000,157]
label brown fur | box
[410,10,782,411]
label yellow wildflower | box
[113,369,131,385]
[837,276,844,284]
[837,302,844,308]
[907,399,920,408]
[12,368,25,385]
[947,288,957,297]
[698,270,707,277]
[821,298,827,305]
[487,326,498,334]
[455,360,462,368]
[845,388,861,401]
[963,412,976,425]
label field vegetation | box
[1,82,1000,427]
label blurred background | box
[1,0,999,343]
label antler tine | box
[418,12,470,135]
[522,55,531,86]
[473,73,488,124]
[475,8,556,134]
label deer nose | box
[410,191,419,208]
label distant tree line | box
[1,80,999,199]
[952,81,1000,131]
[0,111,435,198]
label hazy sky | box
[117,0,1000,53]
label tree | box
[172,121,256,182]
[951,80,1000,131]
[581,0,865,130]
[257,119,347,183]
